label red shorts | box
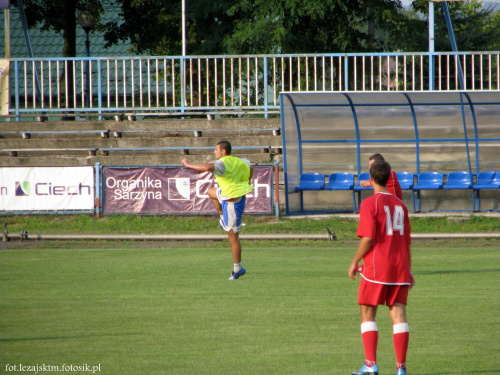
[358,278,409,306]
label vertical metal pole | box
[3,8,10,118]
[442,2,465,90]
[181,0,186,113]
[95,162,101,217]
[274,161,280,219]
[17,0,34,57]
[429,1,435,90]
[182,0,186,57]
[4,8,10,58]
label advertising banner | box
[103,166,272,214]
[0,167,95,211]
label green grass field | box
[1,242,499,375]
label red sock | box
[393,323,409,366]
[361,321,378,364]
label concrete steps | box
[0,135,280,149]
[0,118,281,132]
[0,118,282,167]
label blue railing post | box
[344,55,349,91]
[264,57,269,118]
[14,60,20,120]
[180,56,186,113]
[97,59,102,120]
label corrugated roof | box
[0,4,141,58]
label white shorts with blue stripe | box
[216,188,246,233]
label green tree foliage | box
[404,0,500,51]
[15,0,500,56]
[102,0,180,55]
[102,0,237,55]
[104,0,406,55]
[18,0,104,57]
[16,0,103,115]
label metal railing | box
[5,51,500,119]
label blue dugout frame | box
[281,91,500,214]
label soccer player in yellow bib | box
[182,140,254,280]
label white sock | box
[233,262,242,273]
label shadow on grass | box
[419,268,500,275]
[416,371,500,375]
[0,332,144,342]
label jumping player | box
[359,153,402,199]
[182,140,253,280]
[348,160,415,375]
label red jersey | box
[357,192,411,285]
[388,171,403,200]
[364,171,402,199]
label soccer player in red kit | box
[359,153,402,200]
[348,160,415,375]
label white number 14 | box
[384,205,405,235]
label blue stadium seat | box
[413,172,444,211]
[325,173,355,190]
[472,171,500,211]
[396,172,416,211]
[354,172,373,191]
[396,172,414,190]
[295,173,325,191]
[325,173,356,211]
[443,171,474,211]
[354,172,373,211]
[444,171,472,189]
[473,171,500,189]
[414,172,444,190]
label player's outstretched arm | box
[182,159,215,172]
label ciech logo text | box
[15,181,92,196]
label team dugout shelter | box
[280,91,500,215]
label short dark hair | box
[217,140,232,155]
[369,153,385,162]
[369,160,391,187]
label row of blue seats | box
[295,171,500,212]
